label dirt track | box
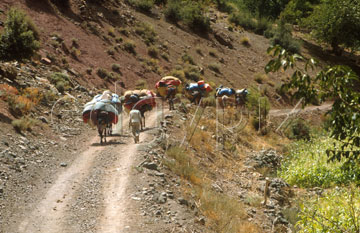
[16,111,162,233]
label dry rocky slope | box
[0,1,338,233]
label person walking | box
[129,108,142,143]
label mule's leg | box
[99,128,103,144]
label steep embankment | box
[0,0,287,104]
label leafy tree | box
[303,0,360,55]
[242,0,290,19]
[0,8,40,61]
[265,45,360,167]
[279,0,320,24]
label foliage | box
[229,11,256,31]
[246,87,270,131]
[184,65,201,81]
[135,79,147,89]
[123,40,136,54]
[12,117,38,132]
[111,64,121,73]
[96,68,111,80]
[241,0,290,19]
[303,0,360,55]
[164,0,182,23]
[270,21,301,54]
[287,118,310,140]
[23,87,43,105]
[229,11,273,36]
[0,84,19,100]
[181,53,195,65]
[266,45,360,166]
[212,0,235,13]
[135,22,157,45]
[128,0,154,13]
[208,63,221,73]
[279,0,319,25]
[0,8,40,61]
[181,2,210,32]
[279,137,360,188]
[165,0,210,32]
[147,46,159,58]
[49,72,71,93]
[297,187,360,232]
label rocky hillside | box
[0,0,288,103]
[1,1,357,233]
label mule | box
[97,111,110,144]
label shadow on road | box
[91,140,126,147]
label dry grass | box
[12,117,38,132]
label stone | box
[197,217,206,225]
[155,172,165,177]
[41,57,51,65]
[178,197,188,206]
[38,116,48,124]
[143,162,158,171]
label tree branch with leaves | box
[266,45,360,166]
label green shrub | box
[0,8,40,61]
[279,137,360,188]
[254,73,267,84]
[297,187,360,232]
[209,50,217,57]
[135,22,157,45]
[70,48,81,59]
[184,65,201,81]
[170,69,185,81]
[112,64,121,73]
[135,79,147,89]
[12,117,38,132]
[107,47,115,56]
[271,21,301,54]
[181,2,210,32]
[255,17,272,35]
[214,0,235,13]
[229,11,256,31]
[147,46,159,58]
[287,119,310,141]
[96,68,111,80]
[202,95,216,107]
[129,0,154,13]
[123,40,136,54]
[240,36,250,46]
[49,72,71,93]
[208,63,221,73]
[181,53,195,65]
[118,27,130,36]
[246,87,270,130]
[165,0,182,23]
[108,27,116,37]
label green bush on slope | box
[0,8,40,61]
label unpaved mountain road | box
[269,102,332,117]
[15,111,163,233]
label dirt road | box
[16,110,162,233]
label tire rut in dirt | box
[64,146,120,233]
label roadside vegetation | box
[267,44,360,232]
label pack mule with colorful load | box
[184,80,213,105]
[155,76,182,110]
[82,90,121,144]
[123,89,156,130]
[215,85,249,108]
